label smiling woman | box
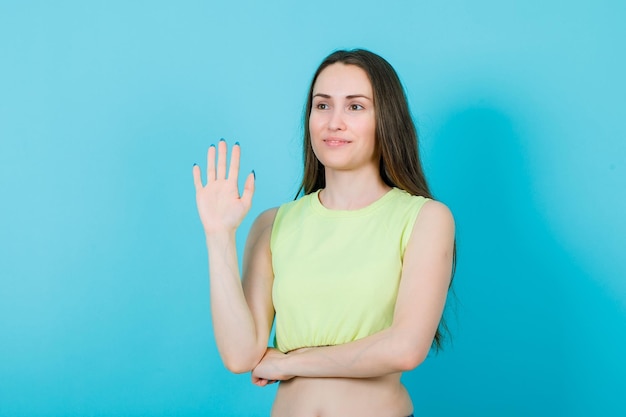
[193,49,455,417]
[309,64,379,188]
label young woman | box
[193,49,455,417]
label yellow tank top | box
[270,187,429,353]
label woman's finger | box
[228,142,241,183]
[216,139,227,179]
[206,145,216,182]
[192,164,202,190]
[251,375,268,387]
[241,170,255,206]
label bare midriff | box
[271,373,413,417]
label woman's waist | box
[276,325,392,353]
[272,373,412,417]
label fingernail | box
[252,170,256,179]
[193,163,197,167]
[235,141,240,146]
[209,144,215,148]
[219,138,225,142]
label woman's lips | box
[323,138,351,146]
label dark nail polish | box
[235,141,240,146]
[209,144,215,148]
[193,163,197,167]
[252,170,256,179]
[219,138,225,142]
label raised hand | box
[193,140,255,235]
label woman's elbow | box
[394,342,429,372]
[220,351,261,374]
[223,359,253,374]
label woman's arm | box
[252,200,455,381]
[193,141,275,374]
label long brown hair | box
[298,49,454,351]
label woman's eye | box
[316,103,328,110]
[350,104,364,110]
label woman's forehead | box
[313,63,372,97]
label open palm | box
[193,140,255,234]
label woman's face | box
[309,63,377,173]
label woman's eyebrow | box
[313,93,372,100]
[346,94,372,100]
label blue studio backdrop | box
[1,1,624,416]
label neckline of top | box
[310,187,400,217]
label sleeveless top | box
[270,187,429,353]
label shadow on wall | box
[406,105,626,417]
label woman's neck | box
[319,167,391,210]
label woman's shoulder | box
[388,189,454,235]
[249,207,280,238]
[250,193,314,235]
[413,199,455,233]
[386,188,431,213]
[274,192,318,219]
[256,206,279,223]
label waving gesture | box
[193,140,255,235]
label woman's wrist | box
[283,347,309,377]
[205,229,236,246]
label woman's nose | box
[328,108,346,130]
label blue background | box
[1,1,625,416]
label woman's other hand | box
[251,348,294,385]
[193,140,255,235]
